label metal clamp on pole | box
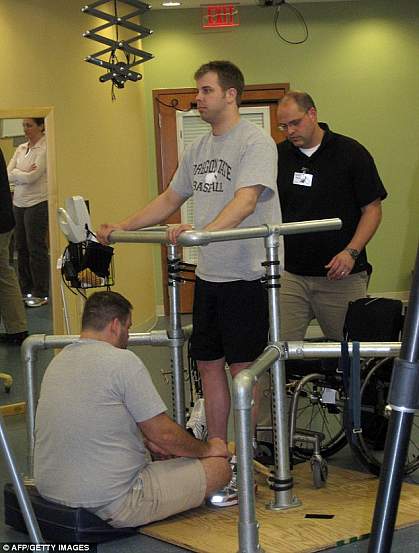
[267,474,294,492]
[388,358,419,413]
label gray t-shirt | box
[34,339,166,508]
[170,119,283,282]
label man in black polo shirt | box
[276,91,387,341]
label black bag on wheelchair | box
[343,297,404,342]
[343,297,403,451]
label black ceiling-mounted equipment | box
[81,0,153,89]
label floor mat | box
[142,463,419,553]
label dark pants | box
[13,202,49,298]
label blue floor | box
[0,301,53,407]
[0,307,418,552]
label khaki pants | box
[91,458,206,528]
[0,230,27,334]
[279,270,368,341]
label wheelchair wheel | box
[254,440,275,466]
[290,376,347,460]
[346,357,419,476]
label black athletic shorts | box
[189,276,269,365]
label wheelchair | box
[284,297,419,486]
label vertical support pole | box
[167,244,186,427]
[23,341,39,480]
[0,414,43,543]
[368,246,419,553]
[234,370,262,553]
[264,231,300,510]
[234,347,280,553]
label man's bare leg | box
[199,359,261,445]
[198,357,229,441]
[201,360,260,506]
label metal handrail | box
[109,218,342,246]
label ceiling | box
[149,0,354,10]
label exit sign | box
[202,4,240,29]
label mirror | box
[0,108,58,408]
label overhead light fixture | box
[162,1,181,6]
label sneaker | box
[0,331,29,345]
[207,456,238,508]
[25,296,48,308]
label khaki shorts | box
[280,270,368,341]
[92,458,206,528]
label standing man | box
[98,60,282,506]
[0,147,28,345]
[34,291,230,527]
[276,91,387,341]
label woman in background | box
[7,118,49,308]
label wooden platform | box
[142,463,419,553]
[0,402,26,417]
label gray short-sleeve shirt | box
[170,119,283,282]
[34,340,166,508]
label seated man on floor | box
[34,291,230,528]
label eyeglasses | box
[277,113,307,132]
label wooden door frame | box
[152,83,289,314]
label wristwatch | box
[344,248,360,260]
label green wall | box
[142,0,419,304]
